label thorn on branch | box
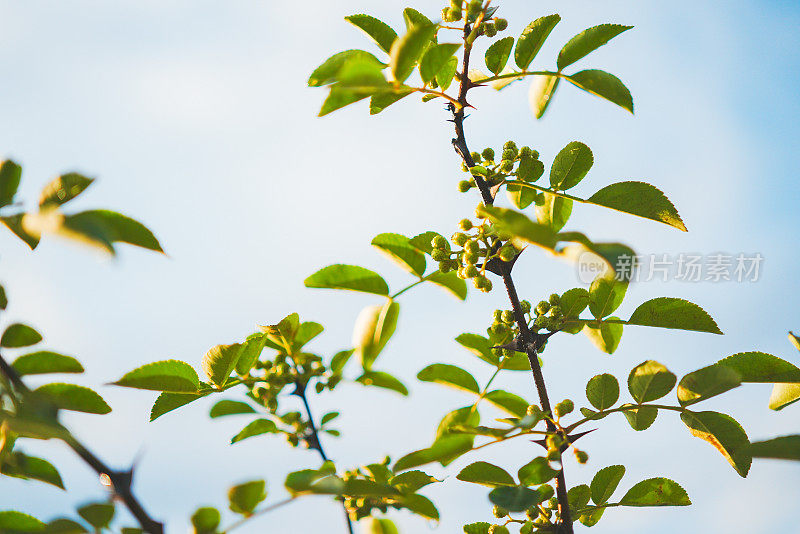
[532,429,597,452]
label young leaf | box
[77,503,115,529]
[677,365,742,406]
[355,370,408,396]
[425,271,467,300]
[39,173,94,208]
[12,352,83,376]
[717,351,800,383]
[393,435,472,471]
[567,69,634,113]
[749,435,800,461]
[489,485,542,512]
[587,181,685,231]
[436,56,459,90]
[628,360,676,403]
[113,360,200,393]
[619,478,691,506]
[588,276,627,319]
[622,404,657,431]
[202,344,242,388]
[390,22,436,82]
[557,24,633,70]
[583,319,623,354]
[1,213,40,249]
[769,383,800,411]
[417,363,479,393]
[64,210,163,253]
[1,324,42,348]
[535,192,572,232]
[389,470,438,494]
[371,233,426,276]
[530,75,560,119]
[150,391,207,421]
[34,383,111,415]
[0,160,22,208]
[228,480,266,515]
[457,462,514,488]
[517,457,558,486]
[515,15,561,70]
[191,507,221,533]
[586,373,620,410]
[485,37,514,75]
[550,141,593,190]
[590,465,625,505]
[0,511,45,532]
[345,14,398,54]
[308,50,384,87]
[305,264,389,295]
[231,419,279,444]
[1,452,64,489]
[456,333,499,367]
[419,43,461,84]
[209,400,256,418]
[627,297,722,334]
[680,410,751,477]
[484,390,528,417]
[353,301,400,370]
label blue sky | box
[0,1,798,532]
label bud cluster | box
[441,0,509,37]
[341,457,395,520]
[532,293,565,332]
[458,141,543,194]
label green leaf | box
[561,288,590,320]
[579,507,605,527]
[356,370,408,396]
[396,493,439,520]
[750,435,800,461]
[371,233,426,276]
[550,141,593,190]
[769,383,800,411]
[628,360,676,403]
[478,205,557,250]
[0,214,40,249]
[231,419,279,444]
[0,285,6,310]
[457,462,514,487]
[506,181,539,210]
[366,517,400,534]
[305,264,389,295]
[228,480,266,516]
[334,56,389,90]
[619,478,690,506]
[557,24,633,70]
[417,363,479,393]
[677,365,742,406]
[77,503,114,530]
[0,160,22,208]
[567,484,592,510]
[320,412,339,426]
[569,68,634,112]
[591,465,625,505]
[586,373,620,410]
[408,231,442,255]
[463,523,492,534]
[393,436,472,471]
[353,301,400,370]
[390,22,436,82]
[436,56,459,90]
[1,324,42,348]
[12,352,83,376]
[308,50,384,87]
[210,400,256,418]
[330,349,354,374]
[420,43,461,84]
[389,470,438,494]
[370,88,413,114]
[1,452,64,489]
[149,391,206,421]
[583,318,623,354]
[588,275,627,319]
[530,75,560,119]
[425,271,467,300]
[284,469,343,496]
[485,37,514,75]
[45,518,88,533]
[627,297,722,334]
[235,333,266,376]
[489,485,542,513]
[535,192,572,232]
[345,14,398,54]
[39,173,94,208]
[34,384,111,415]
[717,351,800,383]
[190,507,220,533]
[0,511,45,532]
[587,181,685,231]
[202,344,241,388]
[63,210,163,253]
[515,15,561,69]
[402,7,433,29]
[318,85,371,116]
[456,333,499,367]
[681,410,751,477]
[484,390,528,417]
[517,457,558,486]
[344,479,399,497]
[557,237,636,284]
[113,360,200,393]
[622,404,657,431]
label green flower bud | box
[525,507,538,521]
[450,7,463,21]
[488,526,509,534]
[463,251,479,265]
[526,404,541,417]
[554,399,574,417]
[547,497,558,509]
[456,267,467,279]
[548,305,562,319]
[498,245,516,262]
[501,310,515,323]
[482,147,495,160]
[450,0,462,7]
[452,232,469,247]
[502,348,515,358]
[519,146,532,158]
[536,301,551,315]
[464,239,480,254]
[483,22,497,37]
[575,449,589,464]
[474,204,487,219]
[501,149,516,161]
[495,17,508,31]
[464,264,479,278]
[492,505,508,518]
[546,448,560,461]
[549,293,560,305]
[503,140,517,152]
[459,218,473,231]
[438,260,452,273]
[441,8,451,21]
[500,160,514,173]
[520,300,532,313]
[539,484,555,501]
[471,151,482,163]
[458,180,472,193]
[432,235,448,250]
[493,309,504,322]
[461,162,469,172]
[431,248,448,261]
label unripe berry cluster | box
[532,293,565,332]
[458,142,543,194]
[433,222,504,293]
[341,458,395,520]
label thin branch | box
[223,496,298,533]
[449,21,574,534]
[0,351,164,534]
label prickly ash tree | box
[1,2,800,534]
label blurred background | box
[1,0,798,532]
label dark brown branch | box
[0,351,164,534]
[450,22,574,534]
